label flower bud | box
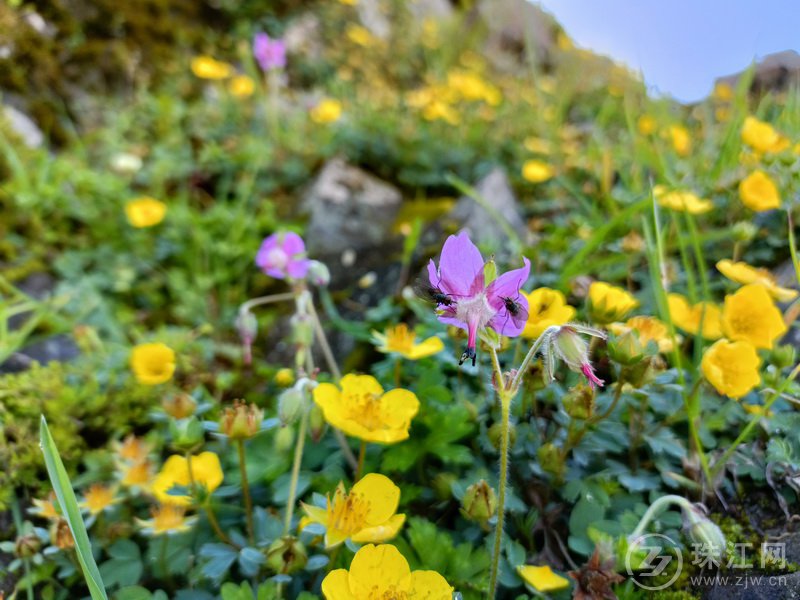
[772,344,796,370]
[278,386,308,426]
[266,536,307,574]
[274,426,295,453]
[236,310,258,365]
[169,416,205,452]
[291,314,314,348]
[306,260,331,286]
[50,519,74,550]
[483,258,498,286]
[163,393,197,419]
[732,221,757,242]
[461,480,497,523]
[15,533,41,558]
[274,368,295,387]
[562,383,595,420]
[683,504,725,562]
[308,404,327,442]
[548,325,606,387]
[487,422,517,451]
[608,331,645,366]
[219,401,264,440]
[537,442,564,479]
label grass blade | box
[39,416,109,600]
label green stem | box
[788,208,800,287]
[283,410,309,535]
[685,213,711,301]
[205,505,234,546]
[355,441,367,481]
[487,347,512,599]
[629,494,693,539]
[237,439,255,545]
[711,364,800,478]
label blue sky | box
[536,0,800,102]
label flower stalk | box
[237,440,255,544]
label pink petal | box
[488,292,529,337]
[486,257,531,311]
[582,363,605,388]
[437,232,485,297]
[281,232,306,256]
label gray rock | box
[0,335,80,374]
[716,50,800,96]
[408,0,453,20]
[301,158,403,256]
[451,167,529,257]
[2,105,44,148]
[475,0,557,72]
[356,0,391,40]
[284,13,323,61]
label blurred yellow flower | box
[228,74,255,97]
[587,282,638,323]
[116,434,150,464]
[137,505,196,536]
[372,324,444,360]
[701,339,761,398]
[338,0,357,4]
[190,56,234,80]
[311,99,343,124]
[722,284,787,350]
[322,544,452,600]
[120,461,153,488]
[637,115,657,136]
[668,124,691,156]
[653,185,713,215]
[520,289,575,339]
[609,316,676,353]
[517,565,570,593]
[743,403,773,417]
[152,452,224,506]
[125,197,166,228]
[523,137,552,155]
[741,116,789,154]
[423,101,460,125]
[713,82,734,102]
[667,294,723,340]
[522,160,554,183]
[346,24,374,47]
[303,474,405,548]
[716,259,798,302]
[274,367,295,386]
[313,374,419,444]
[31,496,59,520]
[739,170,781,211]
[81,485,118,516]
[446,70,501,105]
[130,343,175,385]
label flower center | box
[386,325,415,353]
[329,491,370,535]
[345,392,385,431]
[266,247,289,269]
[454,292,496,329]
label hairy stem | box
[237,440,255,544]
[283,410,309,535]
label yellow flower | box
[741,116,789,154]
[609,316,676,353]
[668,124,691,156]
[228,74,255,97]
[713,82,734,102]
[339,0,357,4]
[743,403,773,418]
[151,452,224,506]
[130,343,175,385]
[523,137,552,155]
[31,496,60,520]
[446,70,501,105]
[346,24,374,47]
[653,185,713,215]
[587,282,639,323]
[722,284,787,350]
[302,474,405,548]
[137,505,196,536]
[116,434,150,464]
[190,56,234,80]
[311,99,343,124]
[667,294,723,340]
[739,170,781,211]
[321,544,452,600]
[313,374,419,444]
[274,367,295,386]
[422,100,460,125]
[81,485,118,516]
[701,339,761,398]
[522,159,555,183]
[716,259,798,302]
[637,115,657,136]
[517,565,570,593]
[372,324,444,360]
[125,197,167,228]
[520,289,575,339]
[120,461,153,488]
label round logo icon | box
[625,533,683,591]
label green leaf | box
[39,416,109,600]
[115,587,152,600]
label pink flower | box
[428,232,530,365]
[256,232,310,280]
[253,32,286,71]
[541,325,607,388]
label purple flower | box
[428,232,530,365]
[253,32,286,72]
[256,232,310,280]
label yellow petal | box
[341,374,385,397]
[722,284,787,349]
[517,565,570,592]
[302,502,328,525]
[325,526,349,549]
[348,544,411,597]
[190,452,224,493]
[321,569,356,600]
[352,514,406,544]
[701,339,762,399]
[379,389,420,428]
[407,569,454,599]
[407,336,445,360]
[351,474,401,525]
